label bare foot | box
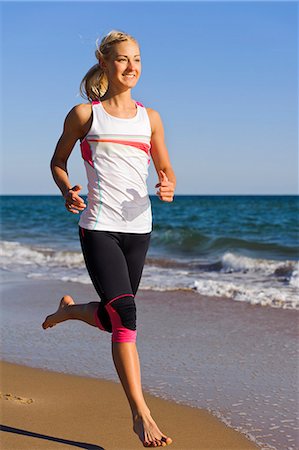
[133,413,172,447]
[42,295,75,329]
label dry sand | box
[0,361,258,450]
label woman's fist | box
[155,170,175,202]
[64,184,86,214]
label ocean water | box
[1,195,298,310]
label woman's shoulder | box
[145,107,163,132]
[145,107,161,120]
[72,102,92,119]
[65,103,92,127]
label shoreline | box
[0,360,258,450]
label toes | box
[42,319,55,330]
[145,442,157,448]
[161,436,172,445]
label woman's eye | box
[117,58,140,63]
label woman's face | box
[103,40,141,90]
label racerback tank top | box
[78,100,152,233]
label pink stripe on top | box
[87,139,150,155]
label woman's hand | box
[147,108,176,202]
[155,170,175,202]
[64,184,87,214]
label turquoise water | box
[1,195,298,309]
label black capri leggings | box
[79,226,151,343]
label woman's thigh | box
[79,227,133,304]
[122,232,151,295]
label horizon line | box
[1,193,298,197]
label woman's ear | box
[98,58,107,71]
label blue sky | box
[1,1,298,195]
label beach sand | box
[0,360,258,450]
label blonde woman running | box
[42,30,176,447]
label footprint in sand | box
[0,392,33,404]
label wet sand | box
[0,360,258,450]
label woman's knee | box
[105,294,137,343]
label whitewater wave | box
[1,241,298,310]
[192,278,298,309]
[0,240,84,269]
[220,252,296,277]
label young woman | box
[42,30,176,448]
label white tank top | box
[78,100,152,233]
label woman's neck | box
[100,89,134,109]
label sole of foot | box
[42,295,75,329]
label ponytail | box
[79,63,108,101]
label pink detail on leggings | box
[105,302,137,343]
[106,293,134,306]
[93,307,106,331]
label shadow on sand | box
[0,424,105,450]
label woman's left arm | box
[147,108,176,202]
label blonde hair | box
[80,30,138,101]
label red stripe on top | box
[88,139,151,154]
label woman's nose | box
[127,59,136,71]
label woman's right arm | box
[51,104,92,214]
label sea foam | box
[1,241,298,310]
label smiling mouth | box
[122,74,136,78]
